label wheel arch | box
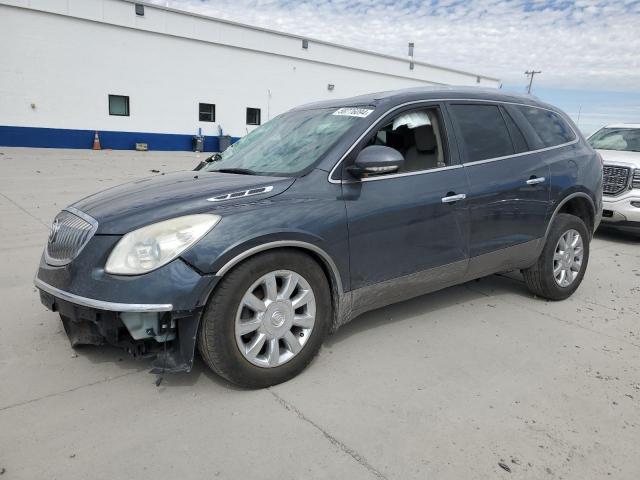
[215,241,342,293]
[546,191,596,239]
[211,241,346,332]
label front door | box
[341,105,469,312]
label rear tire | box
[198,249,331,388]
[522,213,590,300]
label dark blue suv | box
[35,87,603,387]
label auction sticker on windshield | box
[333,107,374,118]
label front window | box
[588,128,640,152]
[362,107,448,172]
[203,107,372,176]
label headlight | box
[105,214,221,275]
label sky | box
[149,0,640,135]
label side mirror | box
[347,145,404,178]
[194,153,221,171]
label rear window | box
[515,106,575,148]
[449,104,514,162]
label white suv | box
[588,124,640,232]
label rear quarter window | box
[515,105,575,148]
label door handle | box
[441,193,466,203]
[526,176,546,185]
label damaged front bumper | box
[35,277,208,374]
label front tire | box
[198,250,331,388]
[522,213,590,300]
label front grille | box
[45,209,97,266]
[602,165,631,196]
[632,169,640,190]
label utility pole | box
[525,70,541,94]
[408,42,415,70]
[576,105,582,128]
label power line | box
[525,70,542,94]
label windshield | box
[203,107,373,176]
[588,128,640,152]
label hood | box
[72,170,294,234]
[597,149,640,168]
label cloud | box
[148,0,640,91]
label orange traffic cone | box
[92,131,101,150]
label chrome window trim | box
[34,278,174,312]
[44,207,99,267]
[328,97,579,184]
[215,240,343,295]
[349,164,463,183]
[461,137,578,167]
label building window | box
[246,107,261,126]
[199,103,216,122]
[108,95,129,116]
[302,39,309,49]
[135,4,144,16]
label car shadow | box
[70,329,245,389]
[70,272,536,390]
[73,343,148,372]
[595,227,640,244]
[325,272,530,348]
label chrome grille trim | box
[44,208,98,266]
[632,169,640,190]
[602,165,631,197]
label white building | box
[0,0,500,151]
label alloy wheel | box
[553,229,584,287]
[235,270,316,368]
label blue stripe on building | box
[0,126,238,152]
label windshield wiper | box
[215,168,256,175]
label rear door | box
[446,102,551,265]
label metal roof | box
[294,86,554,111]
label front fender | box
[180,174,350,291]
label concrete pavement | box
[0,147,639,479]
